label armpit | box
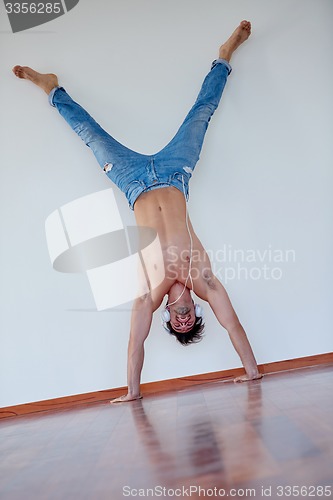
[202,270,217,290]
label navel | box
[158,206,162,211]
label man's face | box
[169,303,196,333]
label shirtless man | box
[13,20,263,403]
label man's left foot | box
[219,20,252,62]
[12,65,58,94]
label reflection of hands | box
[110,393,143,404]
[234,373,263,383]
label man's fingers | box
[110,394,143,404]
[234,374,264,383]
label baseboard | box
[1,352,332,420]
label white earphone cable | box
[167,175,193,307]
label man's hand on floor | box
[110,393,143,404]
[234,373,264,383]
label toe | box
[13,65,25,78]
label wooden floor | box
[0,365,332,500]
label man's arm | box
[205,275,262,382]
[111,294,153,403]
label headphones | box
[161,303,204,333]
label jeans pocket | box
[124,179,146,196]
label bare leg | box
[219,20,252,62]
[12,65,58,94]
[11,64,144,176]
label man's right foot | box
[219,20,252,62]
[12,65,58,94]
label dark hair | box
[166,316,205,346]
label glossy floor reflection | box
[0,365,332,500]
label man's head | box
[161,282,205,345]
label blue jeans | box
[49,59,232,210]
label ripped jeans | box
[48,58,232,210]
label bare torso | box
[134,187,213,311]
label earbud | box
[161,308,171,323]
[194,303,204,319]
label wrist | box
[127,389,141,398]
[245,367,260,378]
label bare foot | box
[219,20,252,62]
[12,65,58,94]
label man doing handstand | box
[13,20,263,403]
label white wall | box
[1,0,332,407]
